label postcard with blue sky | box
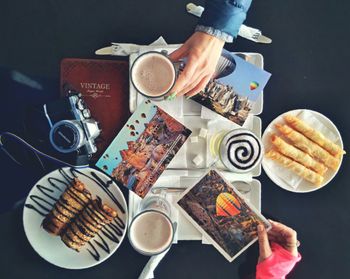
[96,100,191,198]
[191,52,271,126]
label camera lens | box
[49,120,85,153]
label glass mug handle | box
[160,50,186,78]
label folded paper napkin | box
[95,37,171,56]
[138,248,170,279]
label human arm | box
[167,0,252,99]
[256,220,302,279]
[198,0,252,41]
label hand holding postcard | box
[176,170,271,262]
[190,52,271,126]
[96,100,191,198]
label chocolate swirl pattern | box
[24,168,127,264]
[223,132,262,171]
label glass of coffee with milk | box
[130,51,179,99]
[128,194,175,256]
[130,48,237,99]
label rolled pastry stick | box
[265,150,324,186]
[284,115,345,158]
[271,134,328,175]
[61,199,117,251]
[42,179,92,235]
[276,124,340,170]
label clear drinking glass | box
[139,194,172,215]
[130,50,184,100]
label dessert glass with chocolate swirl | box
[210,128,263,173]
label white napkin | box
[138,248,170,279]
[95,37,169,56]
[186,3,269,43]
[238,25,265,43]
[264,110,338,189]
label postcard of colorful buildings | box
[96,100,191,198]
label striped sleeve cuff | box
[195,25,234,43]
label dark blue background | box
[0,0,349,278]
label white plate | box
[262,109,344,193]
[23,167,128,269]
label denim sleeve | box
[198,0,253,39]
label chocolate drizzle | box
[70,168,125,214]
[24,204,47,217]
[47,177,69,191]
[115,216,126,230]
[87,242,100,261]
[24,168,126,262]
[101,221,121,243]
[226,132,262,171]
[94,233,110,253]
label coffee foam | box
[132,53,175,97]
[129,211,173,254]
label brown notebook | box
[60,58,131,161]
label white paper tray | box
[128,117,262,243]
[128,51,265,243]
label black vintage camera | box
[25,90,101,167]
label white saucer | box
[262,109,344,193]
[23,167,128,269]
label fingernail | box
[166,95,174,101]
[186,96,191,100]
[166,92,176,101]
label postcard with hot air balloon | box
[190,51,271,126]
[176,170,271,262]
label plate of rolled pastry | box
[23,167,128,269]
[262,109,345,193]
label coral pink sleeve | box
[256,243,302,279]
